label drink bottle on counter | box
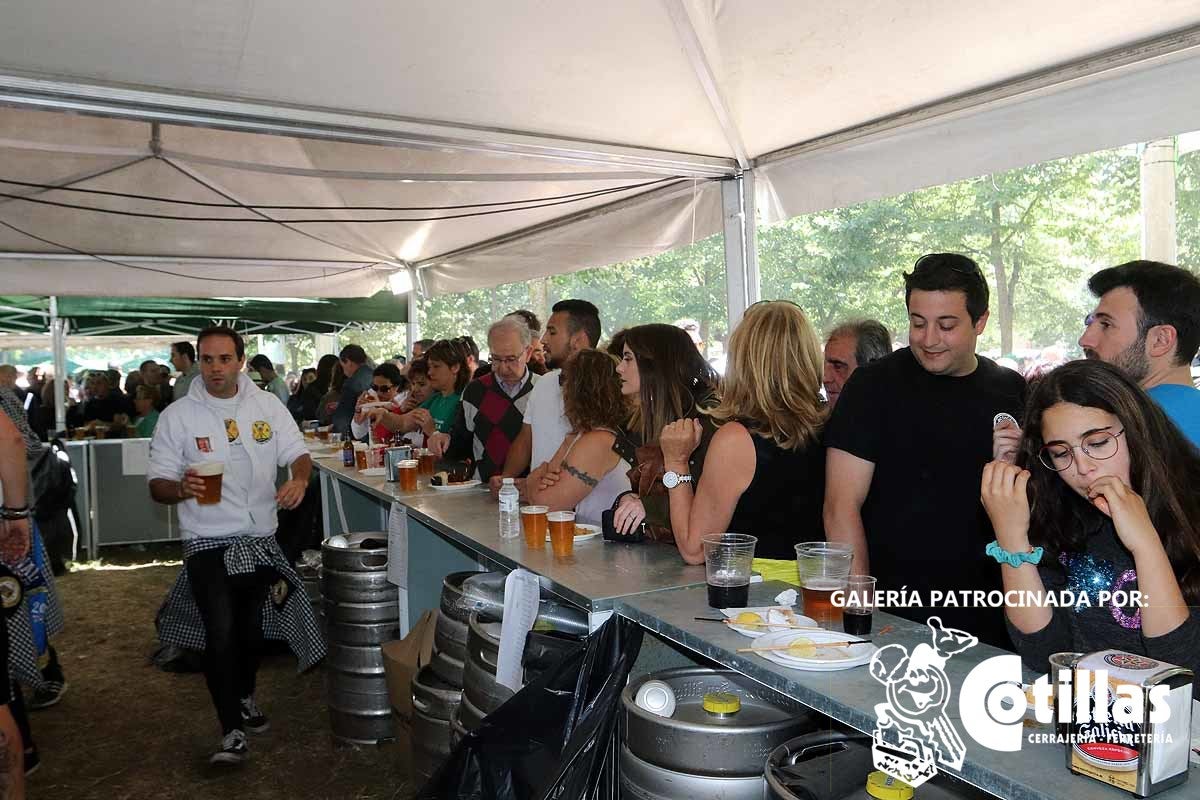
[498,478,520,539]
[341,438,355,467]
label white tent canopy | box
[1,0,1199,299]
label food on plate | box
[733,612,763,625]
[786,637,817,658]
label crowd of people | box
[1,254,1198,780]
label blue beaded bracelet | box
[985,540,1043,567]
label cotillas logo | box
[870,618,1175,787]
[869,617,977,787]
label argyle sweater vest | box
[445,371,539,481]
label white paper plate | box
[431,479,482,492]
[358,467,386,477]
[752,629,875,671]
[720,606,817,638]
[546,523,602,543]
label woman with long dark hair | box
[527,349,632,525]
[981,360,1200,682]
[608,324,718,538]
[301,354,339,421]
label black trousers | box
[186,548,269,735]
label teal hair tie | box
[986,540,1044,567]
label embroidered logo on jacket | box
[252,420,273,443]
[224,419,240,442]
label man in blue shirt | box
[1079,260,1200,447]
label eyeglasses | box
[488,356,524,367]
[371,383,396,393]
[1038,429,1126,471]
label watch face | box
[663,471,679,489]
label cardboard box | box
[383,609,437,720]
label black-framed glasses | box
[488,355,523,367]
[371,383,396,393]
[1038,429,1126,471]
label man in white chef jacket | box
[148,326,311,766]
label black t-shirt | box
[824,347,1026,647]
[727,432,825,559]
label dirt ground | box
[26,545,415,800]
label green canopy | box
[0,293,407,336]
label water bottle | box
[498,478,520,539]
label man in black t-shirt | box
[823,253,1026,647]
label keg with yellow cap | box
[621,666,816,799]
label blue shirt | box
[1147,383,1200,448]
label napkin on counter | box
[775,588,798,607]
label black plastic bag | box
[419,615,643,800]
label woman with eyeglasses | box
[350,363,407,443]
[981,360,1200,684]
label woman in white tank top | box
[527,350,631,526]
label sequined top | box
[1006,518,1200,697]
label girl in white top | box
[528,349,631,526]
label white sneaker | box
[210,729,249,766]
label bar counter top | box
[315,456,708,612]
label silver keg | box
[462,613,514,715]
[621,667,816,800]
[321,533,398,744]
[411,665,462,783]
[431,571,492,687]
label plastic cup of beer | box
[521,505,549,548]
[702,533,757,608]
[189,462,225,505]
[795,541,854,627]
[303,420,318,440]
[842,575,877,636]
[418,448,436,477]
[353,442,369,470]
[548,511,576,557]
[316,425,331,441]
[398,459,419,492]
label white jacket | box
[148,372,307,539]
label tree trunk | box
[528,277,551,329]
[1140,137,1178,262]
[989,201,1013,355]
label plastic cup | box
[842,575,877,635]
[398,459,419,492]
[548,511,576,556]
[353,442,368,470]
[521,505,549,548]
[795,542,854,626]
[188,461,225,505]
[702,533,757,608]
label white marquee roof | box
[0,0,1198,297]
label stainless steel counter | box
[314,458,707,615]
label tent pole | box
[406,271,421,359]
[49,296,67,434]
[722,171,759,334]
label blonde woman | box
[660,301,827,563]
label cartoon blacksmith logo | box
[869,617,978,787]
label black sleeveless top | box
[726,431,825,559]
